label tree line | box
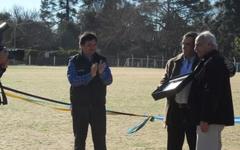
[0,0,239,58]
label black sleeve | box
[224,57,236,77]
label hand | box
[163,121,167,129]
[0,59,8,69]
[200,121,209,132]
[0,50,8,68]
[91,63,98,77]
[98,62,106,75]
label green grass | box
[0,66,240,150]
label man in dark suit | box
[190,31,234,150]
[161,32,199,150]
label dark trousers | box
[71,105,106,150]
[167,125,196,150]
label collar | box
[183,55,195,62]
[174,53,197,62]
[201,49,218,61]
[174,53,184,61]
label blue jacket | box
[67,52,112,107]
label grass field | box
[0,66,239,150]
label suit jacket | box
[161,53,199,126]
[188,50,234,126]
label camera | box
[0,22,9,50]
[0,22,9,105]
[0,22,25,61]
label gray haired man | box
[190,31,234,150]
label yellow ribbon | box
[5,91,71,112]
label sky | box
[0,0,41,11]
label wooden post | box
[28,55,31,65]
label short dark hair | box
[183,31,198,40]
[79,32,97,45]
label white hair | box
[197,31,218,49]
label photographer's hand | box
[0,50,8,69]
[0,59,8,69]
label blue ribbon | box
[3,85,240,134]
[127,115,240,134]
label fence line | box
[9,54,240,71]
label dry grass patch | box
[0,66,239,150]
